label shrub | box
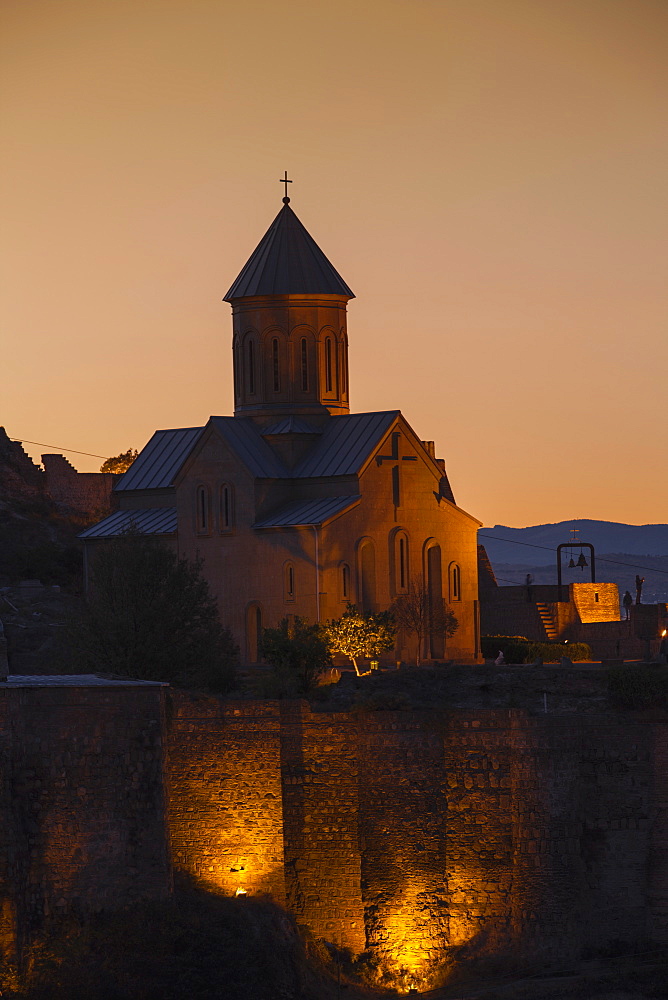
[261,616,332,694]
[481,635,591,663]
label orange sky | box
[2,0,667,527]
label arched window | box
[390,530,409,595]
[247,340,256,395]
[340,563,351,601]
[196,485,210,534]
[340,341,346,395]
[301,338,309,392]
[272,338,280,392]
[325,337,333,392]
[449,562,461,602]
[234,342,241,397]
[246,604,263,664]
[220,484,234,531]
[284,562,295,602]
[357,539,376,613]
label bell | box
[577,552,588,569]
[568,557,576,568]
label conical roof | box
[224,202,354,301]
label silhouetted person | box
[623,590,633,619]
[635,575,644,605]
[526,572,533,603]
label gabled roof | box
[292,411,399,478]
[254,495,361,529]
[262,415,320,435]
[209,417,288,478]
[224,203,354,301]
[79,507,177,538]
[115,427,204,491]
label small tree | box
[391,579,458,665]
[74,529,238,692]
[324,604,396,675]
[100,449,138,474]
[261,616,332,694]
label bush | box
[261,617,332,694]
[607,663,668,709]
[481,635,591,663]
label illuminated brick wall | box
[166,695,286,902]
[2,686,667,982]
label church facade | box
[83,196,482,664]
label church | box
[82,190,483,665]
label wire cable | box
[478,533,668,577]
[9,437,108,460]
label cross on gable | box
[375,432,418,508]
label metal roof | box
[254,495,361,529]
[210,417,288,478]
[293,411,399,478]
[115,427,204,491]
[79,507,177,538]
[262,415,320,435]
[224,203,354,301]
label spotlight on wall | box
[235,887,247,896]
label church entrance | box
[427,544,444,659]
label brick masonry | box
[166,695,668,982]
[1,686,667,985]
[0,683,171,965]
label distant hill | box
[479,520,668,564]
[479,520,668,604]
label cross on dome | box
[279,170,292,203]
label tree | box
[74,529,238,692]
[323,604,396,675]
[100,449,138,474]
[391,579,458,665]
[261,616,332,694]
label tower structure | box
[225,199,354,422]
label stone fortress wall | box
[166,694,668,984]
[1,682,667,986]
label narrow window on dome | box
[301,338,309,391]
[340,343,346,395]
[248,341,255,395]
[325,337,332,392]
[272,338,280,392]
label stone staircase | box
[536,602,559,640]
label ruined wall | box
[0,681,171,964]
[42,454,117,517]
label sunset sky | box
[2,0,666,528]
